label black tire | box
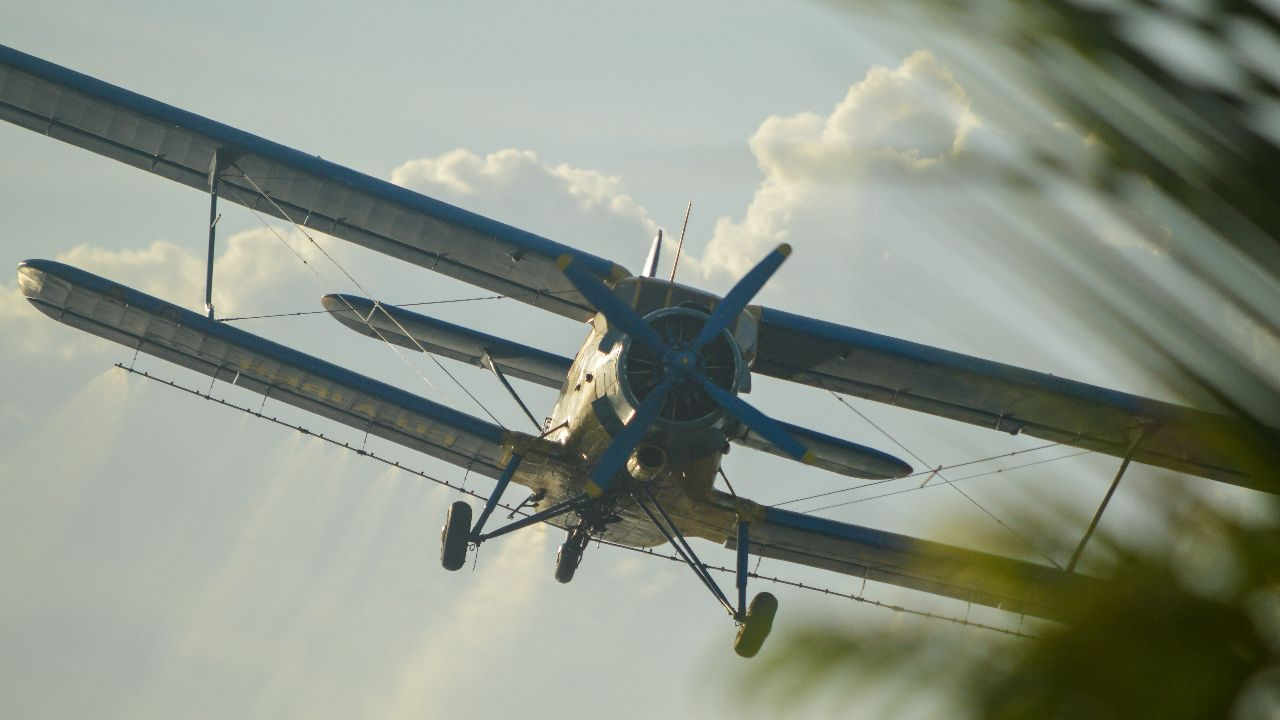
[554,541,582,584]
[440,501,472,571]
[733,592,779,658]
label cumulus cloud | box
[1,240,206,358]
[748,50,978,186]
[392,148,659,271]
[691,48,1206,408]
[1,228,325,358]
[57,240,208,305]
[699,51,982,322]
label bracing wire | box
[218,295,506,322]
[804,449,1094,513]
[217,289,582,323]
[826,392,1065,570]
[223,174,508,428]
[222,295,499,322]
[770,441,1068,508]
[222,184,451,404]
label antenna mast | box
[668,201,692,285]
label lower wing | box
[727,504,1096,622]
[17,259,562,477]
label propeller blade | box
[585,379,674,497]
[558,254,666,354]
[698,375,813,463]
[691,243,790,350]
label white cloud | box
[3,239,209,358]
[57,240,207,305]
[747,50,977,187]
[1,228,325,359]
[698,51,984,330]
[392,148,659,271]
[684,49,1172,409]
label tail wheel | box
[733,592,779,658]
[440,501,472,571]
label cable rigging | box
[804,449,1094,513]
[823,391,1066,569]
[220,175,509,429]
[770,441,1070,508]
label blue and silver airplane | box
[4,44,1275,656]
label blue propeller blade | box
[698,375,813,462]
[557,255,666,355]
[691,244,790,351]
[585,378,674,496]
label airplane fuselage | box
[509,276,760,548]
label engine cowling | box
[617,306,745,426]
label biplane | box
[3,43,1275,657]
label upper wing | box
[729,505,1097,622]
[17,258,567,478]
[0,44,627,321]
[754,307,1280,492]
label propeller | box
[558,245,813,497]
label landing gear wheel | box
[733,592,778,658]
[440,501,472,571]
[554,530,589,584]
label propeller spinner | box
[558,244,813,497]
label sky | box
[1,2,1270,719]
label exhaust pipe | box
[627,444,667,481]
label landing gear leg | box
[439,474,590,575]
[631,486,779,658]
[731,521,778,658]
[554,526,590,584]
[439,454,523,571]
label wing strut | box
[629,483,779,658]
[631,482,736,617]
[469,453,525,541]
[1066,428,1147,572]
[204,149,224,318]
[481,351,542,431]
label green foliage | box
[743,1,1280,716]
[745,501,1280,719]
